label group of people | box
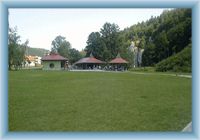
[72,64,127,71]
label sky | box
[9,8,167,51]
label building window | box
[49,63,54,68]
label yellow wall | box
[42,61,62,70]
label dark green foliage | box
[68,48,82,64]
[84,9,191,68]
[8,27,28,70]
[129,67,155,72]
[51,35,71,58]
[142,43,156,66]
[51,35,83,64]
[141,9,191,66]
[85,32,106,59]
[85,22,122,62]
[121,9,191,66]
[155,44,191,72]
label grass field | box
[9,70,191,131]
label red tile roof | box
[109,54,128,64]
[109,57,128,64]
[41,53,67,61]
[75,57,105,64]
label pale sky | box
[9,8,166,51]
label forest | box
[84,8,191,72]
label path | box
[127,71,192,78]
[182,122,192,132]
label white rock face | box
[129,41,144,67]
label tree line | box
[83,9,191,68]
[140,9,191,66]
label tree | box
[142,43,156,66]
[8,27,28,70]
[85,22,121,62]
[100,22,121,60]
[85,32,107,61]
[133,9,191,66]
[51,35,71,58]
[9,27,20,70]
[154,30,169,61]
[68,48,82,64]
[79,49,86,58]
[85,32,102,56]
[83,9,191,68]
[100,22,120,38]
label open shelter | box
[74,53,105,70]
[109,53,128,71]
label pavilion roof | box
[41,53,67,61]
[74,53,105,64]
[109,54,128,64]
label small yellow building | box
[41,53,68,70]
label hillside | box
[26,47,49,57]
[155,44,191,72]
[120,9,191,66]
[83,9,191,70]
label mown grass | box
[129,67,192,76]
[9,70,191,131]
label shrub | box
[155,44,191,72]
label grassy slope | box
[155,45,191,72]
[9,70,191,131]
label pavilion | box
[74,53,105,70]
[109,53,129,71]
[41,52,68,70]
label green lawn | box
[9,70,191,131]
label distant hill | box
[26,47,49,57]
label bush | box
[155,44,191,72]
[129,67,155,72]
